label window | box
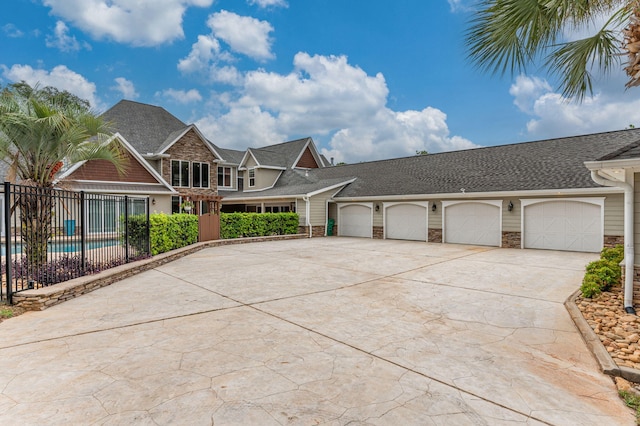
[217,166,232,188]
[193,162,210,188]
[238,175,244,191]
[171,196,181,214]
[171,160,189,187]
[248,168,255,187]
[88,198,119,233]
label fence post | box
[124,196,129,262]
[80,191,86,272]
[146,197,151,256]
[4,182,12,303]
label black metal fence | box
[1,182,150,303]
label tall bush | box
[149,213,198,255]
[220,212,298,239]
[581,245,624,298]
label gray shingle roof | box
[309,128,640,198]
[101,100,188,154]
[248,138,311,169]
[212,144,244,164]
[597,140,640,161]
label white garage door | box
[385,203,427,241]
[444,202,501,247]
[339,204,372,238]
[523,200,602,252]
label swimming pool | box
[1,239,120,256]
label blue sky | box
[2,0,640,163]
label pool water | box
[1,239,120,256]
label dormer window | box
[248,168,255,187]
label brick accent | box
[372,226,384,239]
[312,226,326,237]
[12,234,308,311]
[161,128,219,198]
[428,228,442,243]
[502,231,521,249]
[604,235,624,248]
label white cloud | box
[112,77,139,99]
[178,35,223,73]
[196,52,474,162]
[42,0,214,46]
[157,88,203,104]
[45,21,89,52]
[447,0,478,13]
[509,74,640,138]
[1,64,100,108]
[248,0,288,8]
[2,24,24,38]
[208,10,274,60]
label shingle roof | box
[248,138,311,169]
[212,144,244,164]
[597,140,640,161]
[309,128,640,198]
[101,100,188,154]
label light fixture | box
[375,204,380,212]
[151,197,156,206]
[432,202,437,212]
[508,201,514,212]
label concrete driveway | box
[0,238,633,425]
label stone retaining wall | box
[12,234,308,311]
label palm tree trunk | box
[18,186,54,269]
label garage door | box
[339,204,372,238]
[444,202,501,246]
[385,203,427,241]
[523,200,602,252]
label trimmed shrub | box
[220,212,299,239]
[149,213,198,255]
[121,214,149,256]
[580,244,624,298]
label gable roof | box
[57,133,177,195]
[101,100,188,155]
[238,137,320,170]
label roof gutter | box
[590,170,635,314]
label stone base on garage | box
[502,231,521,249]
[298,226,327,237]
[428,229,442,243]
[373,226,384,239]
[604,235,624,248]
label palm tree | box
[466,1,640,100]
[0,82,125,266]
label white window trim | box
[248,168,256,188]
[192,161,210,189]
[217,165,233,189]
[171,159,190,188]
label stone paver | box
[0,238,634,425]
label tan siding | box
[253,169,281,190]
[245,156,257,168]
[309,188,338,226]
[429,202,441,229]
[604,193,624,236]
[502,199,520,232]
[373,203,383,227]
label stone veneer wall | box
[604,235,624,248]
[428,228,442,243]
[373,226,384,239]
[12,234,308,311]
[502,231,521,249]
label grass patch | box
[620,390,640,424]
[0,308,13,319]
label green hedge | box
[121,214,149,255]
[581,245,624,298]
[149,213,198,255]
[220,212,299,239]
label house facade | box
[52,100,640,309]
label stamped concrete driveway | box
[0,238,634,425]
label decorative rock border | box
[12,234,308,311]
[565,289,640,383]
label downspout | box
[302,196,311,238]
[590,170,636,314]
